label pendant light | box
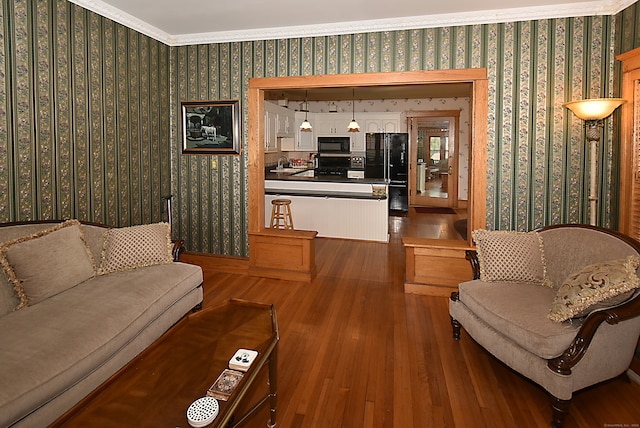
[300,91,312,131]
[347,88,360,132]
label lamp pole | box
[585,120,602,226]
[563,98,626,226]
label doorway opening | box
[407,111,462,209]
[248,70,487,255]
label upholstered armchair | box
[449,224,640,428]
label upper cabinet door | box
[362,114,400,134]
[382,118,399,133]
[264,109,278,152]
[294,112,316,151]
[315,114,352,137]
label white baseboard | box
[627,369,640,385]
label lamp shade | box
[563,98,626,120]
[347,120,360,132]
[300,119,312,131]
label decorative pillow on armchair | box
[471,229,551,286]
[548,256,640,323]
[98,222,173,275]
[0,220,97,309]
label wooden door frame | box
[248,69,488,255]
[618,46,640,236]
[406,110,461,208]
[616,45,640,388]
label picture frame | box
[181,100,241,155]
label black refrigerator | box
[365,133,408,212]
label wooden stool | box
[270,199,294,230]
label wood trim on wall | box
[617,46,640,238]
[248,69,488,273]
[616,46,640,376]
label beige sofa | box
[0,220,204,427]
[450,224,640,428]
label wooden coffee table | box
[52,299,278,427]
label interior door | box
[408,112,459,208]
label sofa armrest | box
[466,249,480,280]
[548,292,640,375]
[172,239,184,262]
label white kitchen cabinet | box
[264,102,296,152]
[276,108,295,138]
[352,113,401,152]
[315,113,352,137]
[351,127,367,152]
[293,112,316,151]
[264,107,278,153]
[280,137,296,151]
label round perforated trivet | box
[186,396,219,428]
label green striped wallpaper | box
[0,0,171,227]
[616,1,640,54]
[0,0,639,257]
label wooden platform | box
[403,237,474,296]
[397,207,475,295]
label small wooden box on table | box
[51,299,279,428]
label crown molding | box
[69,0,638,46]
[66,0,173,42]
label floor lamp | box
[563,98,626,226]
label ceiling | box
[68,0,632,102]
[70,0,632,46]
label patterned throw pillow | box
[548,256,640,323]
[471,229,551,286]
[98,222,173,275]
[0,220,96,309]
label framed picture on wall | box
[181,100,241,155]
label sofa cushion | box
[548,256,640,322]
[0,220,96,309]
[80,224,109,263]
[0,274,20,317]
[99,222,173,275]
[457,280,581,359]
[0,262,203,426]
[472,229,551,286]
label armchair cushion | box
[472,229,551,287]
[548,256,640,322]
[457,280,581,359]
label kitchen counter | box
[264,175,389,242]
[265,188,386,200]
[265,168,386,185]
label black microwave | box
[317,137,350,153]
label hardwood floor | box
[390,208,468,241]
[190,220,640,428]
